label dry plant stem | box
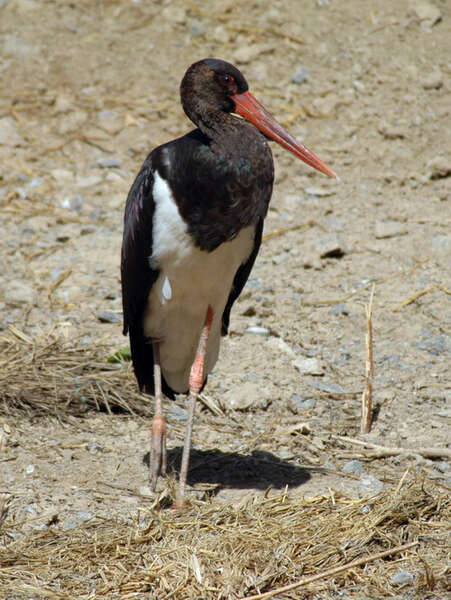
[361,284,375,434]
[239,541,418,600]
[393,283,451,311]
[333,435,451,460]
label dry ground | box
[0,0,450,598]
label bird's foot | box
[149,413,167,491]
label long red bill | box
[232,90,337,179]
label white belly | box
[143,171,255,393]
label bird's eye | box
[219,74,235,87]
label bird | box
[121,58,336,507]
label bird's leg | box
[150,341,167,491]
[176,305,214,508]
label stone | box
[245,326,270,337]
[292,357,324,376]
[421,69,443,90]
[304,186,336,197]
[293,66,309,84]
[358,473,384,497]
[427,156,451,179]
[342,460,365,475]
[308,380,345,394]
[0,117,25,146]
[390,571,414,586]
[97,157,121,168]
[330,303,348,316]
[63,511,93,531]
[3,280,36,306]
[316,233,345,258]
[97,310,121,324]
[413,2,442,28]
[223,381,273,411]
[288,395,316,414]
[374,221,408,239]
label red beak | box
[232,90,337,179]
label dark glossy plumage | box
[121,59,274,396]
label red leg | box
[150,342,167,491]
[176,305,214,508]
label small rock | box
[427,156,451,179]
[97,157,121,168]
[316,233,345,258]
[97,110,123,135]
[304,186,336,197]
[292,357,324,376]
[330,303,348,316]
[288,395,316,414]
[190,19,205,37]
[77,175,102,188]
[61,195,84,212]
[308,380,345,394]
[358,473,384,497]
[245,326,270,337]
[233,43,272,65]
[278,447,295,460]
[359,504,371,514]
[378,121,406,140]
[138,486,153,497]
[167,403,188,421]
[25,464,35,474]
[161,5,186,24]
[97,311,121,324]
[417,335,450,356]
[87,441,103,453]
[51,168,74,182]
[413,1,442,29]
[293,66,309,84]
[342,460,365,475]
[312,93,340,117]
[0,117,25,146]
[223,381,273,411]
[374,221,408,239]
[63,511,93,531]
[390,570,414,586]
[3,280,35,306]
[421,68,443,90]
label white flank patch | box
[144,169,255,393]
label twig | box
[238,541,418,600]
[361,284,375,433]
[394,284,451,311]
[333,435,451,460]
[263,220,327,242]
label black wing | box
[221,218,264,336]
[121,153,160,395]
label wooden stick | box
[361,284,375,433]
[238,541,418,600]
[332,435,451,460]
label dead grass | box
[0,475,448,599]
[0,327,148,417]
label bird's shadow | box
[144,447,312,491]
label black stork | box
[121,58,336,507]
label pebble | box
[63,511,93,531]
[288,395,316,414]
[190,19,205,37]
[293,66,309,84]
[97,311,121,324]
[316,233,345,259]
[413,1,442,29]
[223,381,273,411]
[390,570,414,586]
[358,473,384,497]
[421,68,443,90]
[377,121,406,140]
[427,156,451,179]
[3,280,36,306]
[87,441,103,453]
[308,380,345,394]
[417,335,449,356]
[0,117,25,146]
[374,221,408,239]
[245,326,270,337]
[97,157,121,168]
[25,464,35,474]
[77,175,102,188]
[292,357,324,376]
[330,303,348,316]
[167,403,188,422]
[304,186,336,197]
[342,459,365,475]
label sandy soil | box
[0,0,450,598]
